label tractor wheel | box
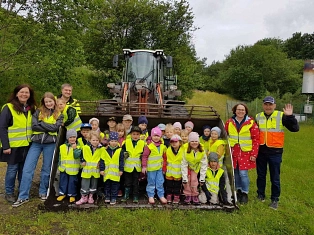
[166,105,188,117]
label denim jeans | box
[17,142,56,200]
[256,152,282,201]
[146,169,165,198]
[59,172,78,196]
[104,180,120,200]
[5,162,24,195]
[234,166,249,194]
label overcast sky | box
[187,0,314,64]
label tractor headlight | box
[170,85,177,91]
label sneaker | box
[159,197,167,204]
[269,201,278,210]
[118,190,123,197]
[257,194,265,202]
[241,193,248,204]
[192,196,200,205]
[184,195,191,204]
[69,197,76,203]
[12,199,29,207]
[57,195,66,201]
[148,197,155,204]
[236,189,242,203]
[5,194,15,203]
[39,195,47,201]
[173,195,180,204]
[110,199,116,205]
[166,194,173,204]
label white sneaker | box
[12,199,29,207]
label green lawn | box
[0,123,313,235]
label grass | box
[0,90,313,235]
[187,90,237,121]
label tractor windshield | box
[126,52,157,83]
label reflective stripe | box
[168,163,181,168]
[83,168,100,173]
[86,162,98,167]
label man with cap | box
[255,96,299,210]
[122,114,133,135]
[99,132,124,205]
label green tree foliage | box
[284,32,314,60]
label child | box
[164,134,184,204]
[142,127,167,204]
[164,124,174,147]
[76,131,104,205]
[122,114,133,135]
[200,152,229,205]
[184,121,194,134]
[173,122,182,135]
[138,115,149,141]
[56,98,82,131]
[100,132,124,205]
[200,125,211,156]
[209,127,225,167]
[57,129,81,203]
[121,126,145,203]
[158,123,166,139]
[89,117,106,146]
[116,123,126,146]
[181,132,208,205]
[104,117,117,140]
[77,123,92,148]
[180,129,189,147]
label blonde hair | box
[165,124,174,132]
[180,129,189,137]
[39,92,60,120]
[89,130,101,142]
[116,123,126,137]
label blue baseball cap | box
[263,96,275,104]
[80,123,92,130]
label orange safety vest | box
[256,111,284,148]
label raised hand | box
[283,104,293,116]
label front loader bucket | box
[42,101,238,211]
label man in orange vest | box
[255,96,299,210]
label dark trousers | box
[124,170,140,197]
[104,180,120,200]
[59,172,78,196]
[165,179,182,196]
[256,152,282,202]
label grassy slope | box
[0,91,313,235]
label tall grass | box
[0,123,312,235]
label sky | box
[187,0,314,64]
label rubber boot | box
[88,193,94,204]
[76,195,88,205]
[121,187,130,202]
[173,195,180,204]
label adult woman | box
[0,84,36,203]
[224,103,259,204]
[13,92,63,207]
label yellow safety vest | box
[147,143,166,171]
[205,168,224,194]
[58,144,80,175]
[209,139,225,166]
[140,132,149,141]
[62,105,82,131]
[228,120,254,151]
[166,146,184,179]
[200,137,210,154]
[256,111,284,148]
[68,98,81,114]
[102,148,122,182]
[124,139,145,173]
[81,145,104,178]
[184,150,205,173]
[32,112,59,136]
[2,103,32,148]
[77,137,85,149]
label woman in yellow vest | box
[164,134,184,204]
[199,152,230,205]
[142,127,167,204]
[181,132,208,205]
[225,103,259,204]
[99,132,123,205]
[76,131,104,205]
[13,92,63,207]
[0,84,36,203]
[57,129,81,203]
